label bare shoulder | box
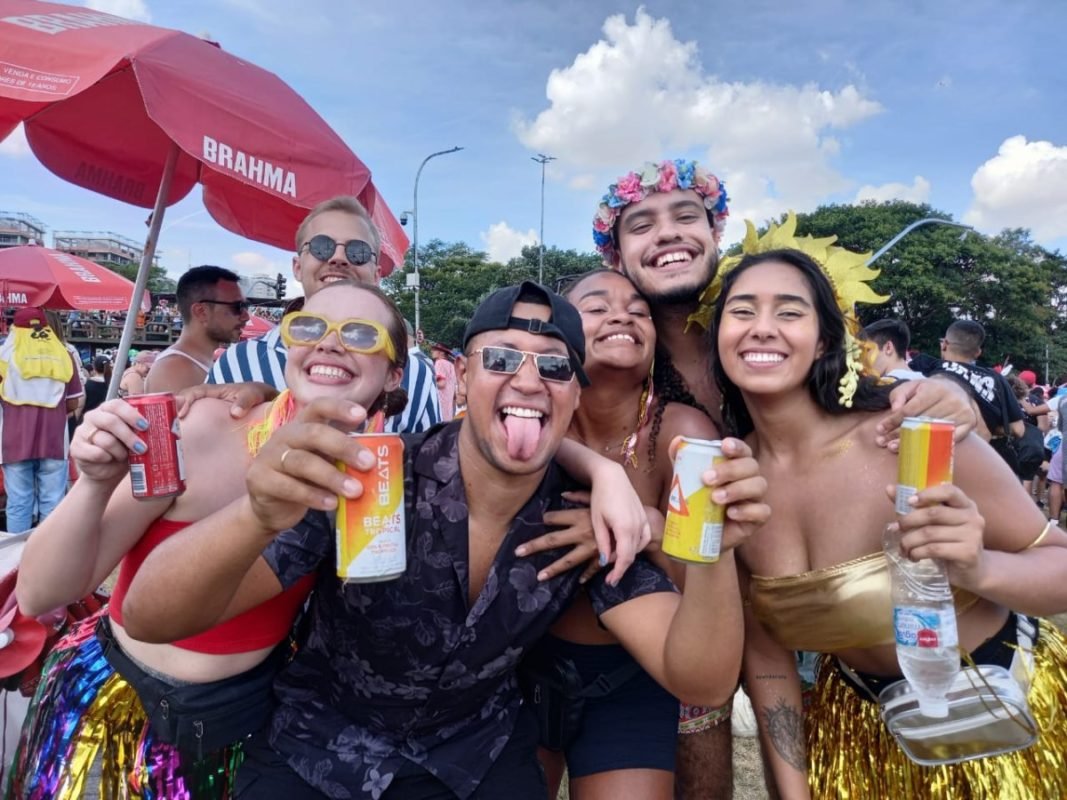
[180,398,250,454]
[660,402,721,441]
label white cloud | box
[964,136,1067,242]
[480,222,538,263]
[569,174,597,191]
[0,124,30,158]
[514,9,883,242]
[855,176,931,204]
[230,251,288,275]
[83,0,151,22]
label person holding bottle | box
[706,218,1067,799]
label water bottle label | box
[893,606,959,648]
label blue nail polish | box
[598,553,608,567]
[133,441,147,454]
[136,418,150,431]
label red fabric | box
[0,246,150,311]
[240,314,276,341]
[0,352,83,463]
[0,1,409,274]
[108,518,314,654]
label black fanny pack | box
[519,646,641,752]
[96,618,283,759]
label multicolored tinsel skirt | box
[4,614,241,800]
[807,618,1067,799]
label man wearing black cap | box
[122,281,766,799]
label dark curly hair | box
[710,248,893,439]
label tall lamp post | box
[412,146,463,334]
[866,218,975,266]
[531,153,556,283]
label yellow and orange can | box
[896,417,955,515]
[662,437,726,564]
[336,434,407,582]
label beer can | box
[126,392,186,499]
[335,434,407,582]
[662,437,726,564]
[896,417,955,515]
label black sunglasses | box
[300,234,376,266]
[472,345,575,383]
[199,299,250,314]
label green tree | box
[790,202,1061,372]
[104,260,176,293]
[381,242,603,346]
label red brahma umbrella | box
[0,0,409,395]
[0,245,150,311]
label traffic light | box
[275,273,287,299]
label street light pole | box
[531,153,556,283]
[412,146,463,335]
[866,218,975,266]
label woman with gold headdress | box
[9,281,410,799]
[707,218,1067,799]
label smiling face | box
[615,189,721,306]
[284,283,403,409]
[457,301,581,476]
[292,209,380,297]
[717,260,824,399]
[567,271,655,376]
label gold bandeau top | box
[749,552,978,653]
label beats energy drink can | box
[662,437,726,564]
[336,434,407,582]
[896,417,955,515]
[126,392,186,499]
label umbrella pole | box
[106,142,180,400]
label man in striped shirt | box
[209,196,440,433]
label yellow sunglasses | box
[280,312,396,360]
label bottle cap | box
[918,696,949,718]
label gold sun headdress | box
[689,212,890,407]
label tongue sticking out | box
[503,414,543,461]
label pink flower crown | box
[593,159,729,265]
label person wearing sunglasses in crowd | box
[517,269,734,800]
[9,281,414,799]
[209,196,441,434]
[145,265,250,394]
[118,281,768,799]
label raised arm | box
[121,397,376,642]
[17,400,170,616]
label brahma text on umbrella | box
[202,136,297,198]
[0,62,77,96]
[0,11,140,35]
[48,252,102,284]
[3,292,28,305]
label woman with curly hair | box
[519,269,729,800]
[712,240,1067,799]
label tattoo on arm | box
[761,697,806,772]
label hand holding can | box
[662,438,725,564]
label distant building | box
[0,211,46,248]
[239,273,280,299]
[52,230,159,267]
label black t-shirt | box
[84,378,107,414]
[923,360,1023,435]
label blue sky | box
[2,0,1065,294]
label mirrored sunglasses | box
[472,345,575,383]
[280,312,396,360]
[300,234,376,266]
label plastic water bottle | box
[883,525,960,717]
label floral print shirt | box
[261,421,675,798]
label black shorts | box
[235,707,546,799]
[535,636,678,778]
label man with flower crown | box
[589,159,981,797]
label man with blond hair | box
[210,196,440,433]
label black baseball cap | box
[463,280,589,386]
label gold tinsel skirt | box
[807,618,1067,799]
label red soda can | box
[126,392,186,499]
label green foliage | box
[381,241,602,346]
[104,260,176,293]
[787,202,1065,379]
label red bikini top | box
[108,518,314,655]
